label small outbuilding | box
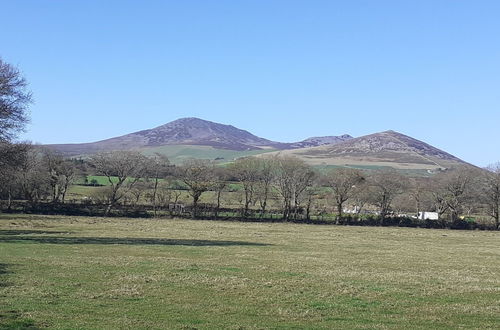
[418,212,439,220]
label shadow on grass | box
[0,230,71,236]
[0,264,41,329]
[0,264,8,275]
[0,310,39,329]
[0,235,270,247]
[0,263,12,288]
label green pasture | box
[141,145,275,164]
[0,214,498,329]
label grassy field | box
[141,145,275,164]
[0,214,499,329]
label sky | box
[2,0,499,166]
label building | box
[418,212,439,220]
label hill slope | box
[45,117,350,156]
[287,134,353,148]
[263,130,469,171]
[44,118,470,172]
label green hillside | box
[141,145,275,164]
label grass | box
[141,145,276,164]
[317,165,435,177]
[1,214,499,329]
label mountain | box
[45,118,470,173]
[263,130,469,171]
[47,117,286,155]
[46,117,351,156]
[287,135,353,149]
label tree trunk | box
[215,189,222,219]
[7,190,12,211]
[336,202,343,225]
[152,177,159,217]
[259,187,269,218]
[61,180,69,204]
[192,193,200,218]
[105,190,118,216]
[244,187,252,218]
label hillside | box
[287,134,353,148]
[263,130,470,171]
[47,118,285,155]
[45,117,351,157]
[44,118,471,172]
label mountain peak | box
[156,117,219,128]
[102,117,280,151]
[264,129,468,170]
[320,130,464,163]
[288,134,353,148]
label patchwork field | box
[0,214,499,329]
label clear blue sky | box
[2,0,499,166]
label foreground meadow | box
[0,214,498,329]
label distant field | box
[317,165,435,176]
[141,144,275,164]
[259,148,447,173]
[0,214,498,329]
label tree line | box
[1,145,499,230]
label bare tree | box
[0,143,30,209]
[408,178,431,216]
[484,163,500,229]
[213,167,229,218]
[430,187,449,220]
[325,167,364,221]
[145,153,170,217]
[303,185,322,221]
[433,168,477,222]
[58,161,75,203]
[274,157,315,220]
[150,182,172,212]
[255,158,277,217]
[0,58,33,198]
[367,169,407,220]
[17,148,51,203]
[90,151,149,215]
[41,149,75,203]
[0,58,32,142]
[0,141,31,170]
[229,157,261,217]
[178,159,215,218]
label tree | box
[145,153,170,217]
[229,157,260,217]
[325,167,364,221]
[0,58,32,142]
[484,163,500,229]
[255,158,277,218]
[90,151,149,215]
[42,149,75,203]
[433,168,477,223]
[17,148,51,203]
[213,167,229,218]
[274,157,315,220]
[367,169,407,221]
[0,142,31,209]
[0,141,31,169]
[0,58,33,209]
[408,178,432,216]
[178,159,215,218]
